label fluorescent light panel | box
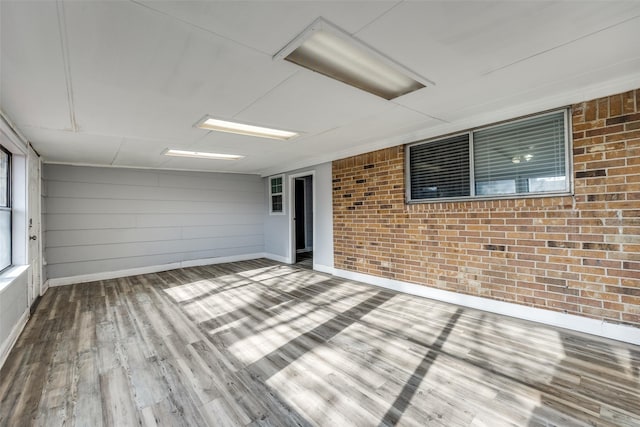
[197,117,298,140]
[164,149,244,160]
[276,18,431,100]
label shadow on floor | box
[378,308,463,427]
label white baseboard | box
[263,253,292,264]
[313,263,335,275]
[40,280,49,296]
[47,253,267,287]
[0,308,29,371]
[332,268,640,346]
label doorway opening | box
[291,173,314,269]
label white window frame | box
[406,109,572,203]
[0,145,11,273]
[269,174,285,215]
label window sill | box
[0,265,29,294]
[406,191,573,204]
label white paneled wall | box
[43,165,264,279]
[0,267,28,367]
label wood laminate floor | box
[1,259,639,427]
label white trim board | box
[0,309,29,371]
[46,253,268,287]
[331,267,640,346]
[313,263,335,275]
[263,253,292,264]
[46,252,296,288]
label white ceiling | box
[2,1,640,176]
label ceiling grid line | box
[483,13,640,76]
[230,70,302,122]
[110,138,125,166]
[390,104,450,124]
[352,0,405,35]
[55,0,78,132]
[128,0,271,56]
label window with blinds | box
[409,134,470,199]
[407,110,569,202]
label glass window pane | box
[528,176,566,192]
[409,134,470,200]
[476,179,516,196]
[0,209,10,271]
[271,195,283,212]
[474,111,566,196]
[271,177,282,194]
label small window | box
[407,110,570,202]
[269,175,284,214]
[0,145,11,272]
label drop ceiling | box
[1,1,640,176]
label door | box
[27,147,41,307]
[291,174,313,265]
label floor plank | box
[1,259,639,426]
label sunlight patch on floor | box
[237,265,299,281]
[226,303,337,365]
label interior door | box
[27,147,41,306]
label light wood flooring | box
[1,259,639,426]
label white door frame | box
[26,147,42,306]
[38,161,45,296]
[288,171,316,265]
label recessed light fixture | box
[274,17,433,100]
[163,149,244,160]
[196,116,298,140]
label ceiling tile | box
[111,137,181,169]
[396,16,640,123]
[189,132,294,156]
[158,154,260,174]
[137,0,400,55]
[356,1,640,84]
[0,1,72,130]
[22,127,123,165]
[236,71,391,134]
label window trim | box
[269,174,285,215]
[406,108,572,203]
[0,144,12,273]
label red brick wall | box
[333,90,640,327]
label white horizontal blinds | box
[473,111,566,195]
[410,134,470,199]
